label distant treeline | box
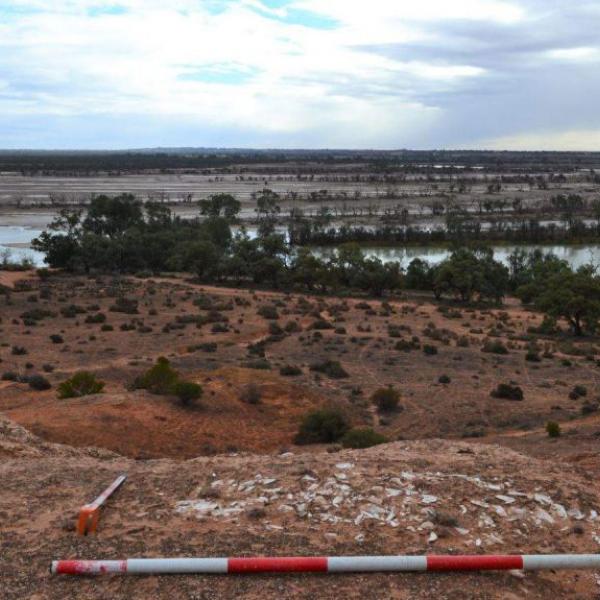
[291,220,600,247]
[1,149,599,175]
[28,192,600,338]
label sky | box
[1,0,599,150]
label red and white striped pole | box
[51,554,600,575]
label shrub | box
[525,351,541,362]
[257,305,279,320]
[240,383,261,404]
[27,374,51,391]
[109,297,138,314]
[172,380,203,407]
[309,360,349,379]
[11,346,27,355]
[101,324,114,332]
[188,342,217,353]
[49,334,64,344]
[546,421,561,438]
[20,308,54,322]
[61,304,86,318]
[294,408,349,444]
[243,359,272,370]
[456,336,470,348]
[581,401,599,415]
[284,320,301,333]
[85,313,106,324]
[423,344,438,356]
[133,357,178,394]
[341,428,387,449]
[438,374,451,384]
[395,339,419,352]
[269,322,284,335]
[58,371,105,398]
[371,386,401,412]
[482,339,508,354]
[1,371,18,381]
[569,385,587,400]
[490,383,524,401]
[280,365,302,376]
[310,319,334,330]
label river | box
[2,223,600,270]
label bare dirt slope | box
[2,274,600,461]
[2,416,600,599]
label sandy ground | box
[2,416,600,599]
[2,274,600,597]
[1,274,600,461]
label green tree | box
[199,194,241,222]
[527,268,600,336]
[83,194,143,238]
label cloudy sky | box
[1,0,599,149]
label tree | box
[167,240,222,280]
[528,268,600,336]
[254,189,281,237]
[83,194,143,238]
[405,258,433,291]
[199,194,240,222]
[432,248,508,303]
[291,248,332,291]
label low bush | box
[49,334,64,344]
[11,346,27,355]
[371,386,401,412]
[482,339,509,354]
[133,357,178,394]
[546,421,561,438]
[341,428,387,449]
[490,383,524,401]
[240,383,262,404]
[280,365,302,376]
[284,321,301,333]
[27,374,51,391]
[172,380,203,407]
[243,359,272,370]
[61,304,86,318]
[569,385,587,400]
[438,374,451,384]
[188,342,217,353]
[85,313,106,324]
[423,344,438,356]
[309,360,349,379]
[109,297,139,314]
[58,371,105,398]
[257,305,279,320]
[294,408,349,445]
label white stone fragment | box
[495,495,516,504]
[421,495,438,505]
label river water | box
[2,223,600,270]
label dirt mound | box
[0,414,116,459]
[1,367,338,458]
[2,424,600,599]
